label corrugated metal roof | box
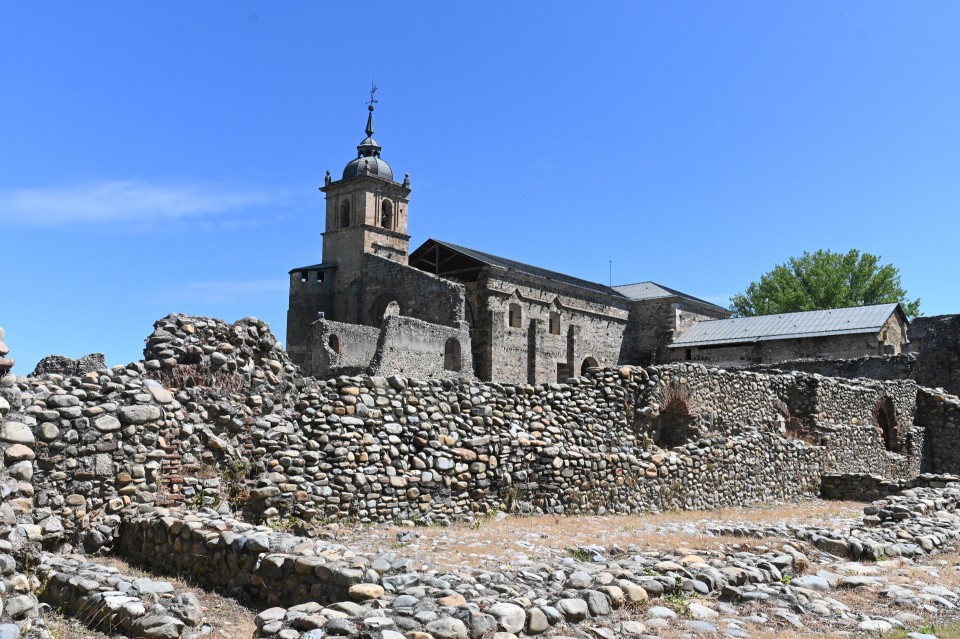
[423,239,625,297]
[671,303,901,348]
[613,281,728,311]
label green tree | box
[730,249,921,319]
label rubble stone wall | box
[2,314,951,546]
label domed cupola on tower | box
[319,85,413,286]
[342,102,394,181]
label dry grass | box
[344,499,864,571]
[42,612,116,639]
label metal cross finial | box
[368,81,379,108]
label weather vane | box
[368,80,378,108]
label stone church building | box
[286,102,729,383]
[285,103,913,382]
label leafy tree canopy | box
[730,249,921,319]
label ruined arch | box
[444,338,462,372]
[653,383,702,450]
[372,295,402,325]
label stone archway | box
[656,400,700,449]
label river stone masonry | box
[0,325,45,638]
[3,314,960,637]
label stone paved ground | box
[295,497,960,638]
[28,496,960,638]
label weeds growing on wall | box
[148,363,247,394]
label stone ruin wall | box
[913,314,960,396]
[6,314,947,537]
[307,316,473,381]
[3,314,960,636]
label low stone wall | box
[820,472,960,502]
[748,354,917,382]
[117,509,390,609]
[37,553,204,638]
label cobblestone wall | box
[1,314,949,547]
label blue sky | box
[2,3,958,373]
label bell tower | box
[320,86,411,273]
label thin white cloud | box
[155,278,290,305]
[0,179,281,226]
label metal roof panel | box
[670,303,900,347]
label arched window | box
[340,200,350,228]
[444,338,462,372]
[549,312,561,335]
[381,199,393,229]
[580,357,599,375]
[508,303,522,328]
[328,334,341,357]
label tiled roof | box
[671,303,902,348]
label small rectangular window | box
[549,312,561,335]
[508,303,522,328]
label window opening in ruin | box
[444,338,462,372]
[328,334,341,357]
[508,303,522,328]
[340,200,350,228]
[381,200,394,229]
[300,272,308,283]
[556,362,572,382]
[383,300,401,319]
[580,357,599,375]
[875,397,899,452]
[549,312,561,335]
[653,383,702,450]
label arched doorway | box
[444,338,462,372]
[328,334,341,357]
[372,296,402,325]
[580,357,599,375]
